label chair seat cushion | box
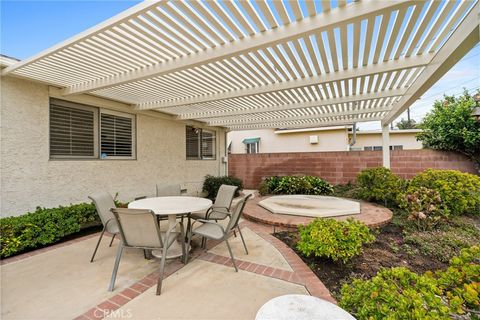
[193,223,224,240]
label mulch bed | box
[274,223,448,297]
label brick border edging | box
[240,220,336,303]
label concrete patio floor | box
[1,220,333,320]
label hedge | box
[0,203,102,258]
[202,175,243,199]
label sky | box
[1,0,479,130]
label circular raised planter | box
[244,193,392,228]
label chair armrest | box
[196,219,225,233]
[211,206,230,212]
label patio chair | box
[190,184,238,221]
[156,183,181,197]
[109,208,181,295]
[185,194,252,272]
[188,184,238,246]
[88,192,119,263]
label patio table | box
[255,294,356,320]
[128,196,212,259]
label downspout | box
[224,129,228,176]
[349,122,357,149]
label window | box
[242,137,260,154]
[246,142,259,154]
[364,145,403,151]
[49,99,135,160]
[50,99,98,158]
[186,126,216,160]
[100,110,135,159]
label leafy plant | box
[258,175,333,196]
[297,218,375,264]
[417,91,480,171]
[399,187,449,230]
[0,203,101,258]
[339,246,480,319]
[406,169,480,216]
[357,167,405,206]
[202,175,243,199]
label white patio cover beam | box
[137,55,430,110]
[207,105,392,126]
[228,115,384,131]
[382,2,479,125]
[58,0,409,96]
[177,88,406,120]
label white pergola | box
[2,0,479,166]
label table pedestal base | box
[151,228,189,259]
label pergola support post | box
[382,125,391,169]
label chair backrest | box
[111,208,163,248]
[226,194,252,233]
[156,183,181,197]
[213,184,238,211]
[89,192,117,232]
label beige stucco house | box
[228,127,422,154]
[1,55,228,216]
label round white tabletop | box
[128,196,212,215]
[128,196,212,259]
[255,294,356,320]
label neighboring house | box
[228,127,422,154]
[1,55,228,216]
[350,129,423,151]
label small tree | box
[396,118,417,129]
[417,91,480,170]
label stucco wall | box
[1,77,226,216]
[351,132,423,150]
[228,128,349,154]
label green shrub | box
[340,267,450,319]
[431,246,480,313]
[297,218,375,264]
[0,203,100,258]
[399,187,449,230]
[339,246,480,319]
[406,169,480,216]
[357,167,405,206]
[259,175,333,196]
[202,175,243,199]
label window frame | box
[49,99,99,160]
[99,108,137,160]
[186,126,216,160]
[49,98,136,161]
